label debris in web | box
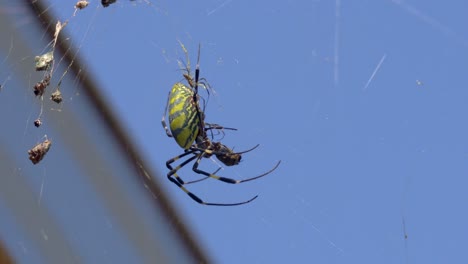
[53,21,67,49]
[28,139,52,165]
[35,51,54,71]
[33,20,67,96]
[31,19,69,127]
[74,1,89,16]
[33,73,51,96]
[102,0,117,7]
[75,1,89,10]
[34,119,42,128]
[50,89,63,104]
[23,0,148,163]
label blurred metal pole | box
[0,0,210,263]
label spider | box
[161,43,280,206]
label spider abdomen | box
[168,83,201,149]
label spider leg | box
[191,53,206,142]
[166,146,226,185]
[168,176,258,206]
[195,143,259,157]
[184,166,222,185]
[194,43,201,95]
[178,40,196,88]
[166,149,199,185]
[167,149,258,206]
[204,123,237,141]
[197,79,214,96]
[193,156,281,184]
[199,94,207,114]
[232,144,260,155]
[178,40,191,75]
[237,160,281,183]
[204,123,237,132]
[167,150,225,185]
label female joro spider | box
[161,44,280,206]
[162,83,280,206]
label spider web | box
[2,0,468,264]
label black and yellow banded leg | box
[166,149,199,185]
[184,166,221,185]
[166,150,260,206]
[167,175,258,206]
[192,155,282,184]
[167,151,226,185]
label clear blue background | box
[22,0,468,263]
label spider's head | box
[217,152,241,166]
[213,142,241,166]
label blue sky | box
[4,0,468,263]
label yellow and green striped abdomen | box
[168,83,201,149]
